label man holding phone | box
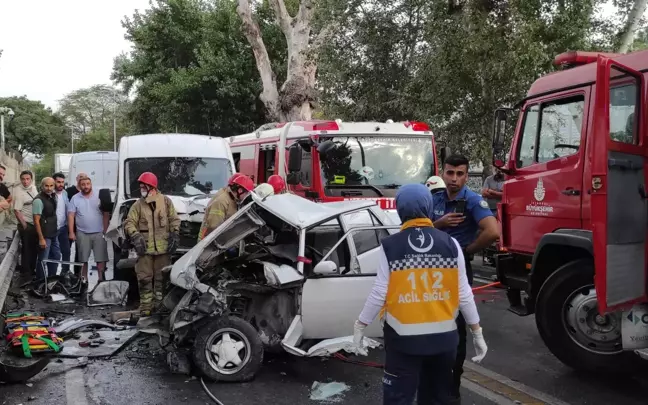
[430,154,499,404]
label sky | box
[0,0,151,111]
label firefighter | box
[425,175,446,194]
[198,173,254,242]
[123,172,181,316]
[352,183,487,405]
[267,175,286,194]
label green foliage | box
[0,96,67,157]
[319,0,628,166]
[112,0,285,136]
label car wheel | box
[192,316,264,382]
[535,258,641,373]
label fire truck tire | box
[535,258,640,373]
[193,316,264,382]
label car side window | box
[516,96,584,168]
[516,105,539,168]
[305,221,347,270]
[537,98,584,164]
[610,83,638,144]
[343,210,388,255]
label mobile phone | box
[454,199,467,214]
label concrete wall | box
[0,150,29,185]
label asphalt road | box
[2,261,648,404]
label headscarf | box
[395,183,434,223]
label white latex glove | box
[471,327,488,363]
[353,320,368,356]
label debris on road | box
[309,381,350,402]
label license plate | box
[621,304,648,350]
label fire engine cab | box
[228,120,449,214]
[492,49,648,372]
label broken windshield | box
[318,136,434,190]
[125,157,232,198]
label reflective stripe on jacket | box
[123,193,180,255]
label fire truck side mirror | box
[493,108,508,152]
[288,144,303,173]
[440,147,451,165]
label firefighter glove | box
[131,233,146,256]
[351,320,368,356]
[471,327,488,363]
[168,232,179,254]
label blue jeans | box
[50,226,71,273]
[37,237,60,279]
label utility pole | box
[71,128,74,154]
[113,88,118,152]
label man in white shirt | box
[13,170,38,275]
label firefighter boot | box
[135,255,154,316]
[152,255,171,313]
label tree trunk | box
[618,0,648,53]
[237,0,332,122]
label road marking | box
[462,378,520,405]
[65,368,89,405]
[463,362,573,405]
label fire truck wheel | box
[193,316,264,382]
[535,258,640,373]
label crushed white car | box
[163,193,400,382]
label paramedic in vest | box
[33,177,59,279]
[123,172,181,315]
[353,183,487,404]
[197,173,254,242]
[431,154,499,403]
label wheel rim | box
[204,327,251,375]
[563,284,622,355]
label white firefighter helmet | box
[254,183,275,199]
[425,176,446,192]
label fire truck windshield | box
[125,157,232,198]
[318,136,434,193]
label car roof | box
[254,193,377,229]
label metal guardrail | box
[0,233,20,311]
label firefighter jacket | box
[198,188,237,241]
[123,193,181,255]
[381,218,461,356]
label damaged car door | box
[298,208,398,340]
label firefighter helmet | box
[138,172,158,189]
[229,174,254,193]
[267,175,286,194]
[425,176,446,192]
[254,183,275,199]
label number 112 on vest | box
[400,270,454,303]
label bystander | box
[52,172,71,275]
[482,167,504,218]
[68,176,110,288]
[13,171,38,275]
[33,177,59,279]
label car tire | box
[535,258,641,373]
[192,316,264,382]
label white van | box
[68,151,118,198]
[105,134,236,260]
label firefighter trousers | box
[135,254,170,311]
[383,346,456,405]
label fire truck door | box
[591,57,647,314]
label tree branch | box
[236,0,281,120]
[618,0,648,53]
[269,0,292,35]
[296,0,315,26]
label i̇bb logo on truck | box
[525,178,554,216]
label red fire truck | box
[228,120,449,211]
[492,49,648,372]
